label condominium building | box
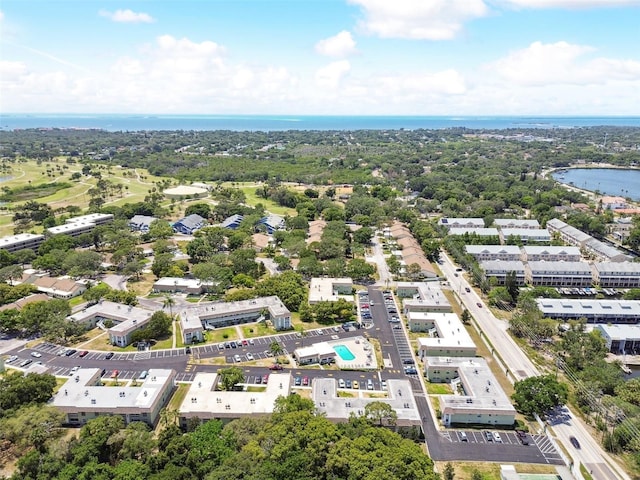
[308,277,354,304]
[499,228,551,245]
[411,312,476,358]
[179,296,291,344]
[448,228,500,239]
[592,262,640,288]
[438,218,485,229]
[466,245,521,262]
[480,260,526,286]
[424,357,517,426]
[494,219,540,230]
[521,246,582,262]
[536,298,640,323]
[0,233,45,252]
[397,282,452,314]
[52,368,176,427]
[525,261,593,287]
[178,372,291,427]
[47,213,114,237]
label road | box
[439,251,630,480]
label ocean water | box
[1,114,640,132]
[552,168,640,201]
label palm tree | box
[163,295,176,320]
[269,340,283,361]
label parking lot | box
[443,429,564,464]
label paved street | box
[439,251,630,480]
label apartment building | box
[0,233,45,252]
[466,245,521,262]
[480,260,526,286]
[536,298,640,323]
[525,261,593,287]
[410,312,476,358]
[592,262,640,288]
[521,246,581,262]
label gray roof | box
[536,298,640,317]
[480,260,526,273]
[448,228,499,237]
[494,218,540,228]
[176,214,205,229]
[466,245,521,255]
[501,228,551,239]
[221,214,243,228]
[522,245,581,256]
[527,261,592,274]
[593,262,640,275]
[585,238,632,260]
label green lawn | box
[426,383,453,394]
[241,323,274,338]
[167,383,190,411]
[202,327,239,344]
[222,182,297,216]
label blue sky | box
[1,0,639,115]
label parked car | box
[242,340,248,346]
[255,375,262,384]
[138,370,148,380]
[345,379,352,388]
[234,354,242,362]
[516,430,529,445]
[246,353,254,361]
[381,380,387,390]
[484,431,493,442]
[70,366,80,375]
[19,359,32,367]
[269,363,283,370]
[338,379,346,388]
[569,436,581,449]
[353,380,360,389]
[492,432,503,443]
[6,355,18,363]
[110,370,119,378]
[30,351,42,358]
[302,377,309,386]
[78,350,89,358]
[294,376,302,386]
[105,352,114,360]
[185,346,191,354]
[367,379,373,390]
[459,431,468,442]
[65,349,77,357]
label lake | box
[552,168,640,201]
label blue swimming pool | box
[333,344,355,361]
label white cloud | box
[315,31,357,57]
[497,0,640,8]
[487,41,640,86]
[0,10,4,22]
[315,60,351,88]
[99,9,155,23]
[349,0,489,40]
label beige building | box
[308,277,354,304]
[410,312,476,358]
[397,282,452,314]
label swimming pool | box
[333,344,355,361]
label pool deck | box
[328,336,377,370]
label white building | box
[546,218,631,262]
[494,219,540,230]
[308,277,354,304]
[397,282,452,314]
[152,277,213,294]
[480,261,526,286]
[425,357,517,426]
[583,238,632,263]
[593,262,640,288]
[466,245,521,262]
[500,228,551,245]
[536,298,640,323]
[410,312,476,358]
[293,342,337,365]
[596,324,640,354]
[546,218,592,246]
[47,213,114,237]
[525,261,593,287]
[313,378,422,430]
[438,218,485,229]
[0,233,45,253]
[52,368,176,426]
[178,372,291,427]
[521,246,582,262]
[179,296,291,344]
[447,228,500,239]
[67,301,155,346]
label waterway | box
[552,168,640,201]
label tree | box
[163,295,175,319]
[269,340,284,359]
[218,366,244,391]
[505,270,520,303]
[461,309,471,325]
[273,394,316,414]
[146,311,172,339]
[148,219,174,239]
[364,401,398,427]
[0,372,57,416]
[353,226,373,245]
[345,258,376,282]
[443,462,455,480]
[512,375,569,417]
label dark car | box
[516,430,529,445]
[65,349,77,357]
[569,436,581,449]
[105,352,115,360]
[185,346,191,354]
[465,287,471,293]
[477,302,482,308]
[294,376,302,386]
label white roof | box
[593,262,640,275]
[480,260,526,273]
[154,277,203,288]
[179,372,291,417]
[448,228,499,236]
[522,245,581,256]
[526,261,591,274]
[428,357,516,414]
[494,218,540,228]
[501,228,551,239]
[68,301,153,327]
[537,299,640,317]
[412,312,475,350]
[439,218,485,227]
[0,233,44,247]
[597,324,640,341]
[53,368,174,411]
[466,245,521,255]
[308,277,354,303]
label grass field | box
[221,182,297,216]
[0,159,169,236]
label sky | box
[1,0,639,115]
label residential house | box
[308,277,354,304]
[220,214,243,230]
[480,260,526,286]
[128,215,158,233]
[499,228,551,245]
[536,298,640,323]
[259,214,285,234]
[173,214,206,235]
[465,245,521,262]
[409,312,476,358]
[494,219,541,230]
[521,246,582,262]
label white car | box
[338,379,346,388]
[7,355,18,363]
[30,351,42,358]
[492,432,503,443]
[246,353,254,361]
[70,366,80,375]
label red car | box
[302,377,309,386]
[110,370,120,378]
[78,350,89,358]
[269,364,283,371]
